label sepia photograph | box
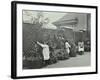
[11,1,97,79]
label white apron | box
[78,42,84,52]
[42,45,50,60]
[37,42,50,60]
[65,42,71,54]
[66,48,70,54]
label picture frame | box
[11,1,98,79]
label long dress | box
[78,42,84,55]
[37,42,50,60]
[78,42,84,52]
[65,42,71,54]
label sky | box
[23,10,67,23]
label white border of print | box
[17,4,96,77]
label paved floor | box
[44,52,91,68]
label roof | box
[53,13,78,26]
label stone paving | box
[44,52,91,68]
